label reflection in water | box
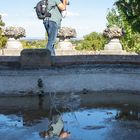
[38,92,80,139]
[115,108,140,121]
[0,114,23,127]
[0,93,140,140]
[39,116,70,139]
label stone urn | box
[103,26,123,51]
[5,38,23,49]
[3,26,26,49]
[57,27,77,50]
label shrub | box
[76,32,108,51]
[21,40,46,49]
[0,15,7,49]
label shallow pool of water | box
[1,107,140,140]
[0,93,140,140]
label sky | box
[0,0,116,39]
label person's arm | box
[57,0,68,11]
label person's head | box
[39,130,70,139]
[60,0,70,6]
[59,131,70,139]
[39,130,49,138]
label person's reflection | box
[39,115,70,139]
[38,94,44,110]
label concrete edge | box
[53,55,140,66]
[1,53,140,69]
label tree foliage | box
[76,32,108,51]
[21,40,46,49]
[115,0,140,32]
[106,0,140,53]
[106,8,121,27]
[0,15,7,48]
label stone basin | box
[0,50,140,96]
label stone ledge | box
[0,56,20,69]
[53,55,140,66]
[0,56,20,62]
[1,53,140,69]
[99,50,137,55]
[2,49,23,56]
[55,50,137,56]
[20,49,52,68]
[55,50,97,55]
[0,49,137,56]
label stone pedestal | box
[101,38,128,54]
[57,40,74,50]
[0,49,2,55]
[5,38,23,49]
[104,38,122,51]
[2,38,23,56]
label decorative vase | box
[5,38,23,49]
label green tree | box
[21,33,47,49]
[76,32,108,51]
[21,40,46,49]
[106,2,140,53]
[115,0,140,32]
[106,7,121,27]
[0,15,7,48]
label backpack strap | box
[46,0,57,13]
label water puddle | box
[0,93,140,140]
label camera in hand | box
[60,0,70,5]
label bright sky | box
[0,0,116,39]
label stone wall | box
[0,49,140,69]
[0,65,140,95]
[0,49,140,96]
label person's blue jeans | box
[43,20,59,56]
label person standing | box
[43,0,68,56]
